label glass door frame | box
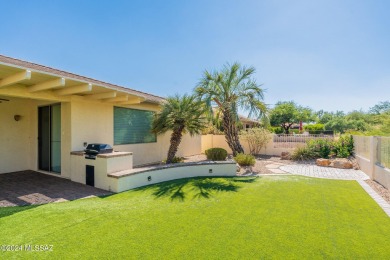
[38,103,61,174]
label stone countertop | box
[70,151,133,158]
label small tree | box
[240,128,272,155]
[369,101,390,115]
[152,94,208,164]
[269,101,313,134]
[195,62,267,155]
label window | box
[114,107,157,145]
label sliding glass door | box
[38,104,61,174]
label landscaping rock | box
[316,158,331,167]
[281,152,291,160]
[332,158,353,169]
[236,163,241,172]
[349,156,360,170]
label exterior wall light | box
[14,115,22,121]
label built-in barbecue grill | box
[84,143,113,160]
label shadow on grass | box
[97,194,115,199]
[0,205,40,219]
[140,176,258,201]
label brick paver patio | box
[0,171,112,207]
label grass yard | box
[1,175,390,259]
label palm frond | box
[152,93,208,136]
[194,62,267,130]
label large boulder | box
[316,158,331,167]
[332,158,353,169]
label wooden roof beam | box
[54,83,92,96]
[0,70,31,88]
[28,77,65,92]
[105,95,129,103]
[118,97,145,105]
[86,91,117,100]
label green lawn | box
[1,175,390,259]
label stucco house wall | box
[0,98,34,173]
[0,54,205,193]
[69,100,202,167]
[0,97,202,175]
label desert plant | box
[152,94,208,164]
[335,146,350,158]
[234,153,256,166]
[290,146,317,161]
[195,62,267,155]
[344,135,354,155]
[291,139,332,160]
[162,156,184,164]
[291,135,354,160]
[240,128,272,155]
[333,135,354,158]
[306,138,333,159]
[205,148,228,161]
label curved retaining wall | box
[108,161,237,192]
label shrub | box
[291,135,354,160]
[269,126,284,134]
[307,138,333,159]
[234,153,256,166]
[291,138,333,160]
[240,128,272,155]
[205,148,228,161]
[335,146,350,158]
[333,135,354,158]
[290,146,317,161]
[304,124,325,134]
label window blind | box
[114,107,157,145]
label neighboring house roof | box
[0,54,165,104]
[238,115,260,124]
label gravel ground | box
[183,154,208,163]
[365,179,390,204]
[250,155,295,174]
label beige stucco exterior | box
[0,96,71,175]
[69,150,236,193]
[0,56,203,189]
[70,152,133,191]
[354,136,390,189]
[1,97,36,173]
[201,134,295,156]
[113,162,237,192]
[0,95,202,174]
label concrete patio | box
[0,171,112,207]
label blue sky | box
[1,0,389,113]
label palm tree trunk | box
[166,126,184,164]
[223,109,244,156]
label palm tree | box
[195,62,266,155]
[152,94,208,164]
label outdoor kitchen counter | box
[70,151,133,158]
[70,151,133,192]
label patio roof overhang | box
[0,55,164,109]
